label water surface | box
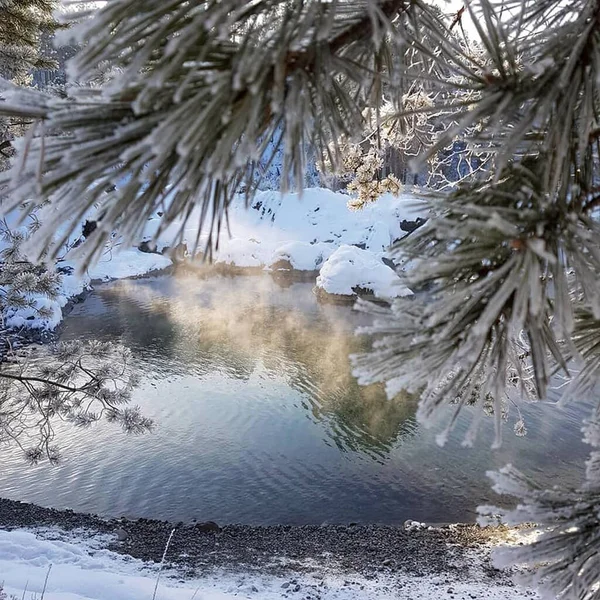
[0,275,591,524]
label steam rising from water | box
[101,274,419,458]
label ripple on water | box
[0,274,592,524]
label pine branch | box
[0,341,152,464]
[0,0,432,266]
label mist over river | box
[0,274,590,524]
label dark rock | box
[195,521,221,534]
[56,264,75,275]
[115,528,129,542]
[399,217,427,234]
[167,242,188,262]
[381,256,396,269]
[82,220,98,239]
[270,258,294,271]
[139,240,158,254]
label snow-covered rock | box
[315,245,413,300]
[215,238,267,268]
[269,241,336,271]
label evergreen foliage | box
[0,0,65,332]
[0,0,60,167]
[1,0,600,596]
[0,0,59,81]
[0,216,61,327]
[0,340,152,464]
[0,1,150,464]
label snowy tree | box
[0,0,60,168]
[1,0,600,596]
[0,0,67,332]
[0,1,65,336]
[319,5,487,206]
[0,0,59,80]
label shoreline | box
[0,260,368,360]
[0,497,514,580]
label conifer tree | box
[0,0,60,167]
[0,0,64,326]
[1,1,600,596]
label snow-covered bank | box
[143,188,426,299]
[0,526,535,600]
[2,188,423,335]
[83,248,173,282]
[0,499,536,600]
[146,188,426,262]
[2,250,172,332]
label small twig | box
[152,528,177,600]
[449,6,466,31]
[190,585,202,600]
[40,564,52,600]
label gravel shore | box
[0,497,516,584]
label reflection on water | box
[0,274,593,524]
[71,275,418,459]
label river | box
[0,274,591,524]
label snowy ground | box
[0,527,537,600]
[3,249,172,331]
[142,188,425,299]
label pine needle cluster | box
[0,340,151,464]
